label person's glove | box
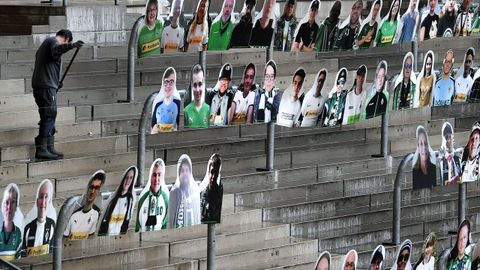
[72,40,84,48]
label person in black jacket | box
[32,29,83,161]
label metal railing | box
[126,15,145,103]
[52,195,81,270]
[0,258,21,270]
[392,150,466,245]
[136,92,158,187]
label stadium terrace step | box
[0,78,25,96]
[0,135,128,161]
[418,35,480,53]
[27,150,152,178]
[432,103,480,120]
[169,223,291,258]
[0,106,75,129]
[0,121,101,147]
[16,241,170,270]
[456,116,479,130]
[193,237,318,270]
[57,85,159,106]
[0,93,37,113]
[1,45,94,64]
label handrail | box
[0,257,21,270]
[53,195,81,270]
[265,46,274,171]
[126,15,145,103]
[136,91,158,187]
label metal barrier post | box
[265,46,275,171]
[412,41,419,72]
[458,183,466,224]
[126,15,145,103]
[53,195,80,270]
[392,153,414,245]
[137,92,158,187]
[207,223,216,270]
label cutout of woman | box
[412,125,437,189]
[273,0,298,51]
[185,0,209,52]
[138,0,164,58]
[460,122,480,183]
[199,153,223,224]
[136,159,169,232]
[454,47,475,103]
[0,184,23,261]
[365,61,388,119]
[298,68,327,127]
[447,220,472,270]
[392,52,416,110]
[440,122,462,185]
[169,154,201,228]
[208,0,236,50]
[323,67,348,127]
[374,0,402,47]
[342,249,358,270]
[22,179,56,257]
[355,0,382,49]
[315,251,331,270]
[414,232,437,270]
[368,245,385,270]
[254,60,280,123]
[277,67,306,127]
[396,0,420,43]
[414,50,436,108]
[151,67,181,134]
[249,0,276,47]
[98,166,137,236]
[392,239,413,270]
[291,0,320,52]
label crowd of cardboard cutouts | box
[150,47,480,133]
[0,154,223,260]
[137,0,479,55]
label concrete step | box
[0,106,75,129]
[0,93,36,113]
[27,150,152,178]
[0,120,102,147]
[0,135,128,161]
[0,78,25,96]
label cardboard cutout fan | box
[298,68,327,127]
[63,170,106,240]
[314,251,331,270]
[136,159,169,232]
[22,180,56,257]
[453,47,475,103]
[151,67,181,133]
[439,122,462,185]
[254,60,280,123]
[460,122,480,183]
[169,154,201,228]
[414,50,436,108]
[138,0,165,58]
[277,67,306,127]
[343,65,368,125]
[208,0,236,50]
[200,153,223,224]
[365,61,388,119]
[0,183,24,261]
[412,125,437,189]
[98,166,137,236]
[392,52,416,110]
[184,64,210,128]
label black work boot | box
[47,136,64,159]
[35,136,59,161]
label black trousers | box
[33,87,57,137]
